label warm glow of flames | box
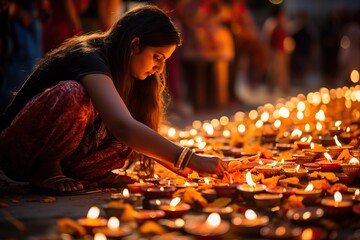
[307,136,312,143]
[245,209,257,220]
[261,112,270,122]
[87,206,100,219]
[238,124,246,133]
[334,191,342,202]
[205,124,214,136]
[274,119,281,128]
[184,182,191,186]
[206,213,221,227]
[351,69,360,83]
[310,142,315,149]
[170,197,181,207]
[94,233,107,240]
[204,178,210,185]
[324,152,333,162]
[316,122,323,131]
[167,128,176,138]
[334,136,342,147]
[246,171,256,187]
[295,165,300,172]
[280,158,285,164]
[279,107,290,118]
[305,123,310,132]
[160,187,165,191]
[154,174,159,179]
[255,120,263,128]
[335,121,342,127]
[259,160,264,165]
[355,189,359,196]
[301,228,313,240]
[223,129,231,138]
[346,127,350,133]
[305,184,314,191]
[122,188,130,198]
[198,141,206,150]
[291,129,302,137]
[349,157,359,165]
[108,217,120,229]
[315,110,325,121]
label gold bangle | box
[176,147,190,169]
[180,149,194,170]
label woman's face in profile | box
[129,44,176,80]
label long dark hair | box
[41,4,182,131]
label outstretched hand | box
[188,154,228,178]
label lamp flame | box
[324,152,333,162]
[310,142,315,149]
[170,197,181,207]
[305,184,314,191]
[295,165,300,172]
[245,171,256,187]
[204,177,210,185]
[334,136,342,147]
[349,157,359,165]
[335,121,342,127]
[206,213,221,227]
[245,209,257,220]
[122,188,130,198]
[334,191,342,203]
[87,206,100,219]
[307,136,312,143]
[355,189,359,196]
[94,233,107,240]
[108,217,120,229]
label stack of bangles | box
[174,147,194,170]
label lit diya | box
[317,152,341,172]
[295,136,312,150]
[110,188,142,205]
[283,165,308,179]
[134,210,165,225]
[141,186,177,200]
[158,197,191,218]
[295,183,322,205]
[93,216,132,238]
[341,157,360,176]
[77,206,108,234]
[286,207,324,225]
[254,193,283,210]
[321,191,353,217]
[127,180,154,193]
[231,209,269,235]
[237,172,266,201]
[184,212,230,237]
[265,186,296,197]
[254,165,282,178]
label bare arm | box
[81,74,227,176]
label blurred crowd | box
[1,0,360,115]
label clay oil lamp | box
[295,183,322,205]
[295,136,312,150]
[184,212,230,238]
[328,120,343,135]
[327,136,354,158]
[265,186,296,197]
[275,157,296,169]
[93,216,132,238]
[142,186,177,200]
[321,191,353,218]
[127,180,154,193]
[77,206,108,234]
[352,189,360,203]
[237,172,266,201]
[284,164,308,179]
[341,157,360,176]
[231,209,269,235]
[110,188,142,206]
[254,161,282,178]
[144,174,161,185]
[158,197,191,219]
[253,193,283,210]
[134,209,165,226]
[317,152,341,172]
[202,206,233,220]
[292,154,313,165]
[213,175,239,198]
[286,206,324,225]
[303,142,326,160]
[260,223,302,239]
[298,227,328,240]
